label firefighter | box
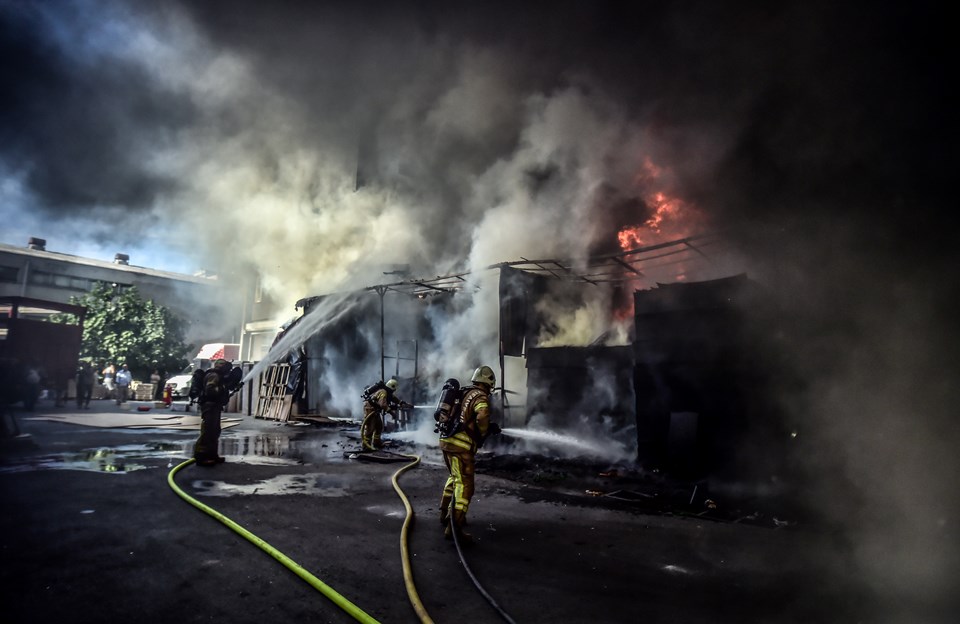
[439,365,501,543]
[360,378,406,451]
[193,359,232,466]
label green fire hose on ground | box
[168,458,382,624]
[168,455,436,624]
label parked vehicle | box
[165,343,239,399]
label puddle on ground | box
[0,430,352,474]
[191,473,350,497]
[0,445,154,474]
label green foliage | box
[69,283,192,381]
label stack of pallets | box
[132,382,155,401]
[255,364,292,422]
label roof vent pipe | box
[27,237,47,251]
[114,253,130,265]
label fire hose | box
[390,454,436,624]
[169,450,514,624]
[167,458,381,624]
[448,498,519,624]
[168,453,438,623]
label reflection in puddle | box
[217,432,349,465]
[0,445,153,474]
[0,431,349,474]
[192,473,350,497]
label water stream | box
[242,291,363,384]
[500,427,616,458]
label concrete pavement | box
[0,398,885,623]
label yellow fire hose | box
[390,454,436,624]
[167,458,381,624]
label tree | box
[68,283,192,381]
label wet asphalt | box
[0,399,883,624]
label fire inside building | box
[270,232,791,479]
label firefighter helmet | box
[213,359,231,372]
[386,378,399,390]
[471,365,496,387]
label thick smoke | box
[2,0,737,311]
[2,1,955,619]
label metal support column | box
[375,286,387,381]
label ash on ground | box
[477,451,811,530]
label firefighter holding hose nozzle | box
[193,359,243,467]
[360,378,409,451]
[439,365,502,543]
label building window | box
[30,271,48,286]
[254,276,263,303]
[70,276,93,290]
[0,266,18,283]
[28,270,99,292]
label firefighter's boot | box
[445,510,472,543]
[439,495,452,526]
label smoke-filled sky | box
[2,1,946,292]
[2,1,956,618]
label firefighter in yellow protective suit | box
[439,365,501,542]
[361,378,402,451]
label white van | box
[165,343,240,399]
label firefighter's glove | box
[488,422,502,436]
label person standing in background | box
[114,363,132,405]
[150,368,162,401]
[102,362,116,400]
[76,361,94,409]
[23,363,41,411]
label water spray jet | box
[243,291,363,385]
[499,427,624,460]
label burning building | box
[265,231,787,478]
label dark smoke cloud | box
[3,1,947,221]
[3,1,948,265]
[0,2,193,210]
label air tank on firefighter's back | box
[433,378,461,427]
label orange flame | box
[616,157,691,251]
[617,227,645,249]
[612,301,634,322]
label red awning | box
[196,344,226,360]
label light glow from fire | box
[616,156,693,251]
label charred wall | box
[633,274,786,477]
[499,265,549,357]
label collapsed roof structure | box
[318,231,732,300]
